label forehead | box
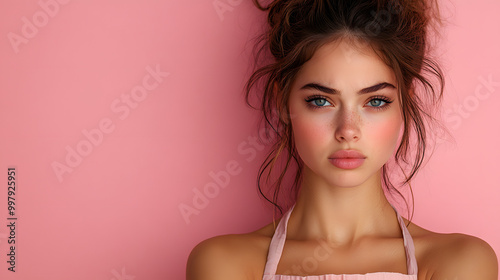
[293,38,397,90]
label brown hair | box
[244,0,450,225]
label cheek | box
[366,114,403,155]
[292,116,329,151]
[289,107,331,160]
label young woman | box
[187,0,498,279]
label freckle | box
[347,111,362,125]
[335,111,362,128]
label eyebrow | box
[299,82,396,95]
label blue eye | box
[367,96,393,111]
[310,97,331,107]
[304,95,331,109]
[304,95,394,110]
[368,99,385,107]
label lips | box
[329,149,366,159]
[328,150,366,169]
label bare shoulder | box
[430,233,498,280]
[186,223,276,280]
[402,217,498,280]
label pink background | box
[0,1,498,279]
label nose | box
[335,109,361,142]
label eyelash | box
[304,94,394,111]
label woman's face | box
[287,38,403,188]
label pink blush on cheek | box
[298,113,333,138]
[367,116,403,151]
[292,117,331,156]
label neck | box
[287,166,400,247]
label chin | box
[321,172,370,188]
